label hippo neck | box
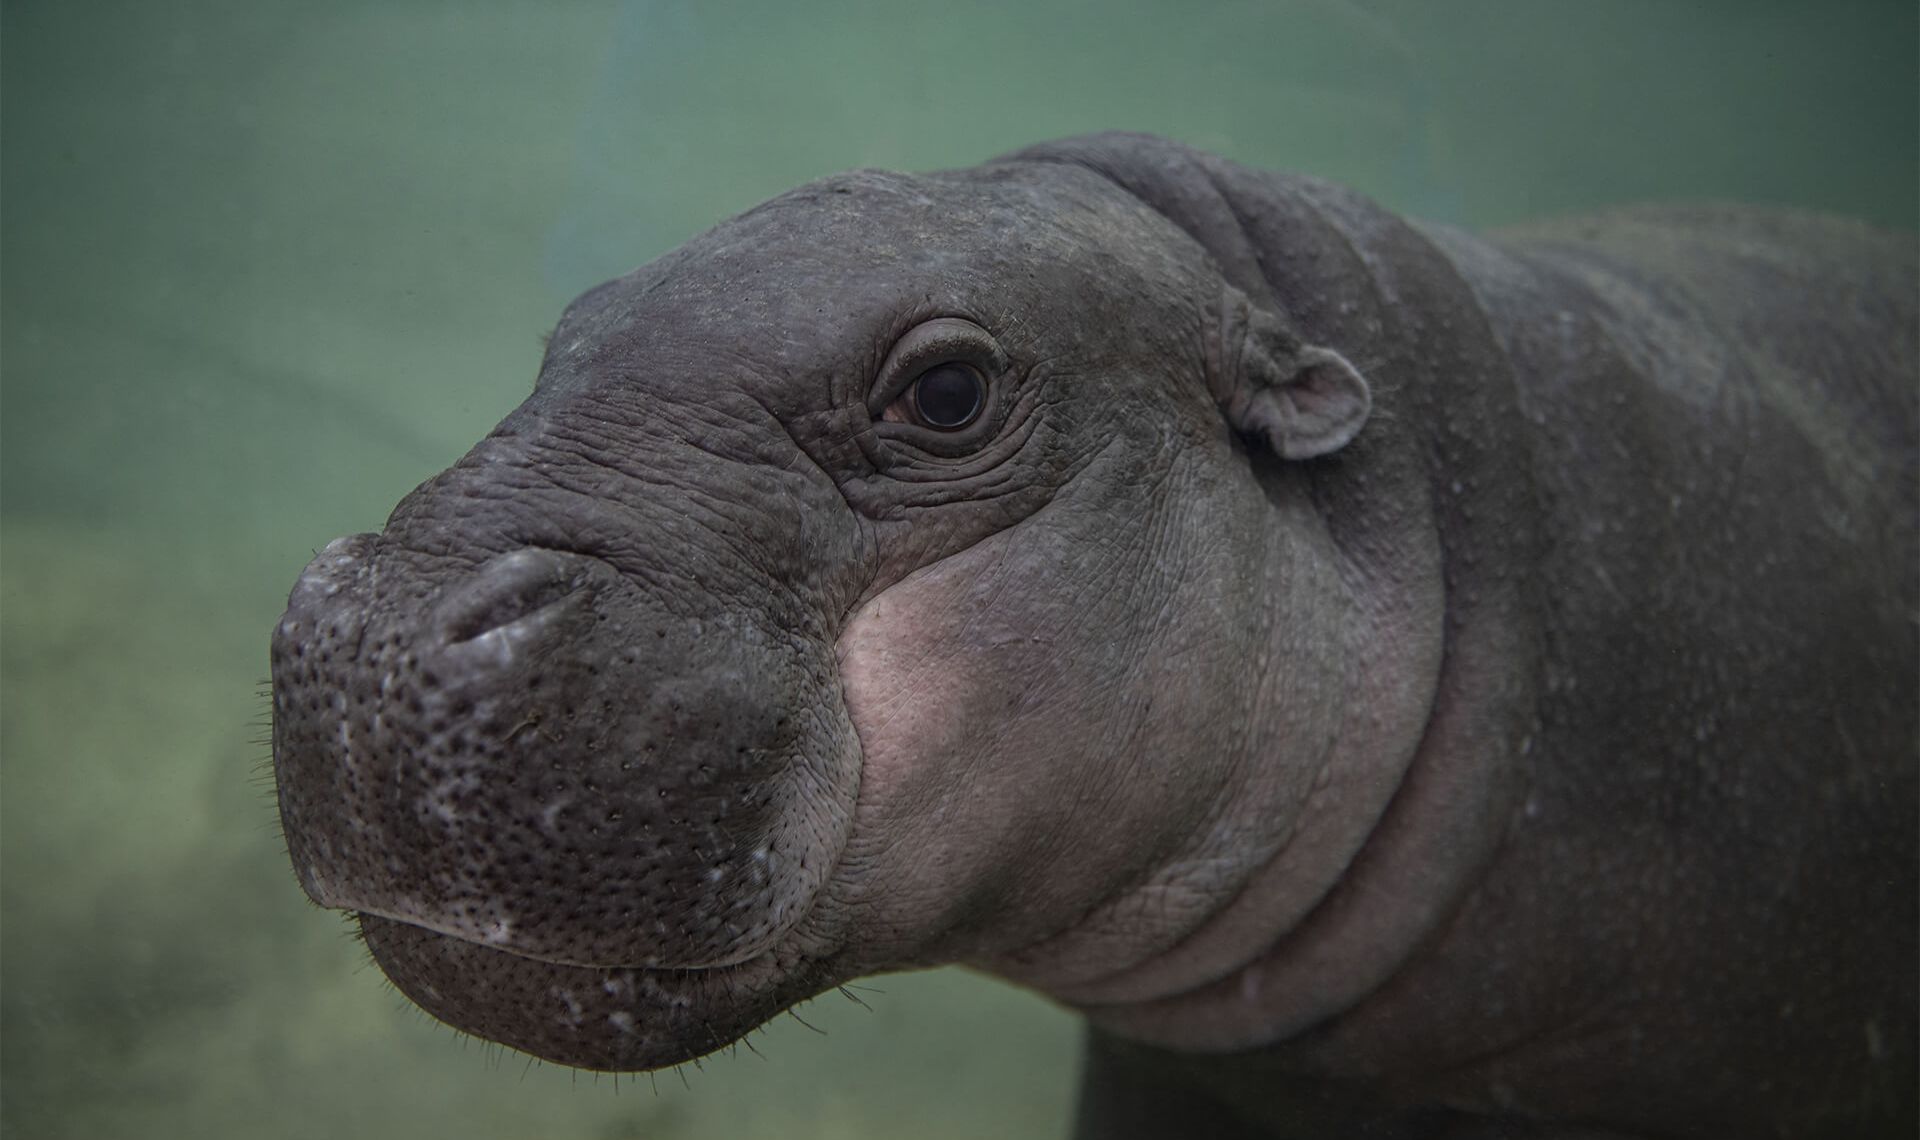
[1010,160,1545,1052]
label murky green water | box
[2,2,1912,1137]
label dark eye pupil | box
[911,364,985,429]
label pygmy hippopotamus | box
[269,133,1917,1138]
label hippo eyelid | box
[867,317,1007,419]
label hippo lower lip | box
[358,914,823,1072]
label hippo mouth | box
[358,912,836,1071]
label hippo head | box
[270,134,1384,1070]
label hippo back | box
[1419,207,1917,1134]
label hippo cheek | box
[831,537,1110,952]
[271,541,862,981]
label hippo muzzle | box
[271,396,869,1068]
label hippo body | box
[270,134,1916,1138]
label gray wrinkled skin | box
[271,134,1917,1138]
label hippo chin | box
[270,133,1916,1138]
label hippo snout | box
[269,532,849,974]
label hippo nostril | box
[430,548,600,645]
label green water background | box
[2,2,1913,1137]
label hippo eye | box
[870,317,1007,457]
[908,363,986,430]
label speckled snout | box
[270,532,850,973]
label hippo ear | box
[997,134,1372,458]
[1222,303,1372,461]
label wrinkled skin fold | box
[271,133,1917,1138]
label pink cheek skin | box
[835,582,973,815]
[831,534,1062,957]
[836,550,994,833]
